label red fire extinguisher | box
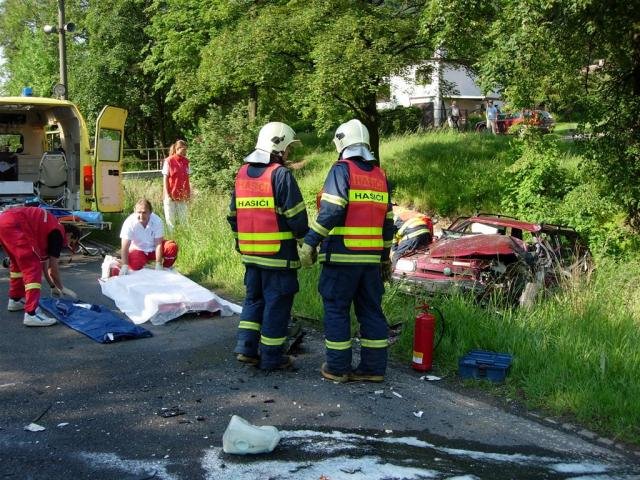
[412,303,445,372]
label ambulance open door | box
[94,106,127,212]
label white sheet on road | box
[99,268,242,325]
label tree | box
[422,0,640,231]
[194,0,430,158]
[73,0,178,148]
[0,0,61,97]
[143,0,242,129]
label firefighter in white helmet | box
[227,122,308,371]
[300,119,394,383]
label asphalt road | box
[1,254,639,479]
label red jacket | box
[165,154,191,201]
[2,207,66,259]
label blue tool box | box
[458,350,513,382]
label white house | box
[378,53,502,127]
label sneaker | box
[349,370,385,383]
[320,363,351,383]
[236,353,259,365]
[7,298,25,312]
[23,308,57,327]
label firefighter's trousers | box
[234,266,298,369]
[319,264,388,375]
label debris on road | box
[413,411,424,418]
[157,406,186,418]
[420,375,442,381]
[24,423,45,432]
[31,403,52,423]
[222,415,281,455]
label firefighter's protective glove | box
[298,243,317,268]
[381,260,393,283]
[155,262,163,271]
[118,264,129,276]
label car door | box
[94,106,127,212]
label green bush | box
[189,104,265,194]
[501,134,639,257]
[558,184,640,257]
[379,106,423,136]
[501,135,574,221]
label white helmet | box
[333,119,370,153]
[255,122,299,155]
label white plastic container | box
[222,415,281,455]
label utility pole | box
[44,0,75,100]
[57,0,67,99]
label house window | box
[415,65,434,86]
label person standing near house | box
[118,198,179,274]
[0,206,80,327]
[486,100,499,135]
[450,101,461,131]
[299,119,395,383]
[228,122,308,371]
[162,139,191,231]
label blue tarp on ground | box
[40,298,153,343]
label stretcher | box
[41,206,112,256]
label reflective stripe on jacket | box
[331,159,388,250]
[318,159,390,265]
[396,215,433,242]
[234,163,300,269]
[236,163,292,255]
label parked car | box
[475,110,555,134]
[392,214,591,306]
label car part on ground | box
[392,213,591,307]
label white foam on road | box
[202,449,439,480]
[79,452,177,480]
[74,429,627,480]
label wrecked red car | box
[392,214,591,306]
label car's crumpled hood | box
[428,234,527,258]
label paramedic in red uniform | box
[227,122,308,371]
[300,119,394,383]
[0,206,80,327]
[162,139,191,231]
[118,198,178,274]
